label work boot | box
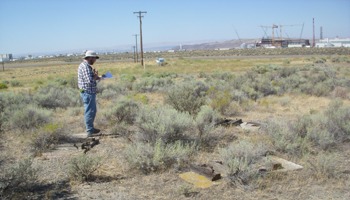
[87,128,101,137]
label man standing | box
[78,50,101,137]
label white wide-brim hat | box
[84,50,99,59]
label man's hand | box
[93,68,101,80]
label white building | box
[0,54,13,62]
[316,38,350,48]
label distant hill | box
[172,39,258,50]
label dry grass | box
[1,54,350,199]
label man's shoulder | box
[78,61,89,68]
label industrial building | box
[0,54,13,62]
[256,38,310,48]
[256,23,310,48]
[315,38,350,48]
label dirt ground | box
[1,94,349,199]
[25,129,350,200]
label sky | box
[1,0,349,56]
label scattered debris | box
[190,164,222,181]
[179,162,224,188]
[208,161,230,178]
[239,121,261,131]
[79,138,100,154]
[215,118,261,131]
[215,118,242,127]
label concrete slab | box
[179,172,219,188]
[268,156,303,172]
[71,133,88,139]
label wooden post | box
[1,61,4,71]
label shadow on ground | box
[1,180,77,200]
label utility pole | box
[132,34,139,62]
[312,18,315,47]
[132,46,136,63]
[133,11,147,67]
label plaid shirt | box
[78,61,97,94]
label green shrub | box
[0,92,32,109]
[54,78,68,86]
[0,92,33,130]
[7,106,51,130]
[219,140,268,185]
[130,93,149,104]
[136,105,194,143]
[104,97,139,124]
[110,122,130,137]
[67,76,78,89]
[208,89,231,114]
[99,83,124,99]
[133,77,173,92]
[34,84,81,109]
[222,101,241,116]
[306,120,335,150]
[36,80,44,85]
[68,107,82,116]
[142,71,153,78]
[0,159,39,196]
[314,58,326,64]
[117,74,136,91]
[264,119,309,156]
[210,72,235,81]
[0,82,8,89]
[229,63,347,99]
[331,56,350,63]
[198,72,208,79]
[241,85,259,101]
[68,154,102,182]
[254,77,277,96]
[264,100,350,154]
[120,74,136,82]
[29,123,67,156]
[155,72,177,79]
[283,59,290,65]
[100,89,119,100]
[307,153,340,179]
[195,105,219,148]
[10,80,22,87]
[124,139,195,174]
[323,100,350,142]
[166,82,207,115]
[0,97,4,133]
[332,86,348,99]
[231,90,248,104]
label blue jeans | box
[81,92,97,134]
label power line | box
[133,11,147,67]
